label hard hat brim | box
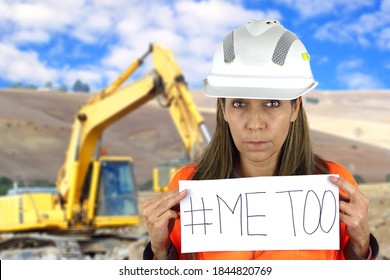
[203,79,318,100]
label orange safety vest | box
[168,161,355,260]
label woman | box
[143,19,379,260]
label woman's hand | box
[330,176,370,258]
[142,189,188,259]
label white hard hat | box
[203,19,318,100]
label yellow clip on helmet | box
[203,19,318,100]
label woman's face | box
[221,98,301,174]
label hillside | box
[1,88,390,185]
[0,88,215,187]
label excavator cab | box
[152,157,190,192]
[87,157,140,227]
[96,160,138,217]
[152,165,179,192]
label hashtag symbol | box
[183,197,213,235]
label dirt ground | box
[359,183,390,259]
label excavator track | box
[55,239,83,259]
[0,230,149,260]
[0,235,82,259]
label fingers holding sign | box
[142,188,188,259]
[329,176,370,258]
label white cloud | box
[176,0,281,37]
[378,28,390,50]
[6,2,59,27]
[46,39,65,57]
[0,0,283,89]
[0,0,116,45]
[276,0,374,18]
[314,0,390,50]
[71,12,113,44]
[0,43,57,84]
[99,0,282,89]
[8,29,51,44]
[0,40,106,90]
[61,67,104,90]
[109,0,282,52]
[186,36,220,59]
[337,59,363,71]
[101,47,139,70]
[316,56,330,65]
[0,1,78,44]
[336,59,384,90]
[178,55,212,89]
[338,72,383,90]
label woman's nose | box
[247,108,266,130]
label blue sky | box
[0,0,389,91]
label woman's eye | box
[232,100,246,108]
[265,100,280,107]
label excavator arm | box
[151,45,211,160]
[56,43,211,220]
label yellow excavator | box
[0,43,211,259]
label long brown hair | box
[183,98,329,259]
[193,98,329,180]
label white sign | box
[179,174,340,253]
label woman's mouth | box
[246,140,269,147]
